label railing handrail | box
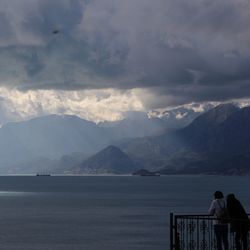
[174,214,213,218]
[174,213,250,216]
[174,213,250,221]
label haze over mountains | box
[73,145,136,174]
[120,103,250,175]
[0,104,206,173]
[0,103,249,175]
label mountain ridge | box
[1,103,249,175]
[118,103,250,174]
[73,145,137,174]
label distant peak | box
[92,145,128,159]
[188,103,239,128]
[207,103,239,123]
[102,145,123,153]
[21,114,97,124]
[213,103,238,112]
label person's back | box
[209,198,228,224]
[227,194,249,250]
[209,191,229,250]
[227,194,248,220]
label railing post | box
[174,216,180,250]
[170,213,174,250]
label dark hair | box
[227,193,235,201]
[214,191,224,199]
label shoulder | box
[209,199,217,209]
[209,199,216,206]
[217,198,226,205]
[211,199,217,205]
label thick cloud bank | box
[0,87,146,123]
[0,0,250,108]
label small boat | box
[52,29,59,34]
[140,173,160,177]
[36,174,51,176]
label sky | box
[0,0,250,123]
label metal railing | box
[170,213,250,250]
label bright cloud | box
[0,87,145,123]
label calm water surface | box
[0,175,250,250]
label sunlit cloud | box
[0,87,145,123]
[1,86,249,125]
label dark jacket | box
[227,196,249,232]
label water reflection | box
[0,191,35,196]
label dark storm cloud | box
[0,0,250,106]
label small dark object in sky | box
[52,30,59,34]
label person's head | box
[227,193,236,202]
[214,191,224,199]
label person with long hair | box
[227,194,249,250]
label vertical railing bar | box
[186,218,188,250]
[188,218,190,250]
[192,218,194,250]
[208,217,210,250]
[187,218,189,250]
[181,217,183,250]
[203,219,206,250]
[196,218,199,250]
[191,218,194,250]
[210,217,212,250]
[170,213,174,250]
[174,215,179,250]
[182,217,184,250]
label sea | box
[0,175,250,250]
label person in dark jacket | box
[227,194,249,250]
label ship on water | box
[36,173,51,176]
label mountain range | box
[1,103,250,175]
[0,105,208,173]
[0,115,112,169]
[119,103,250,175]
